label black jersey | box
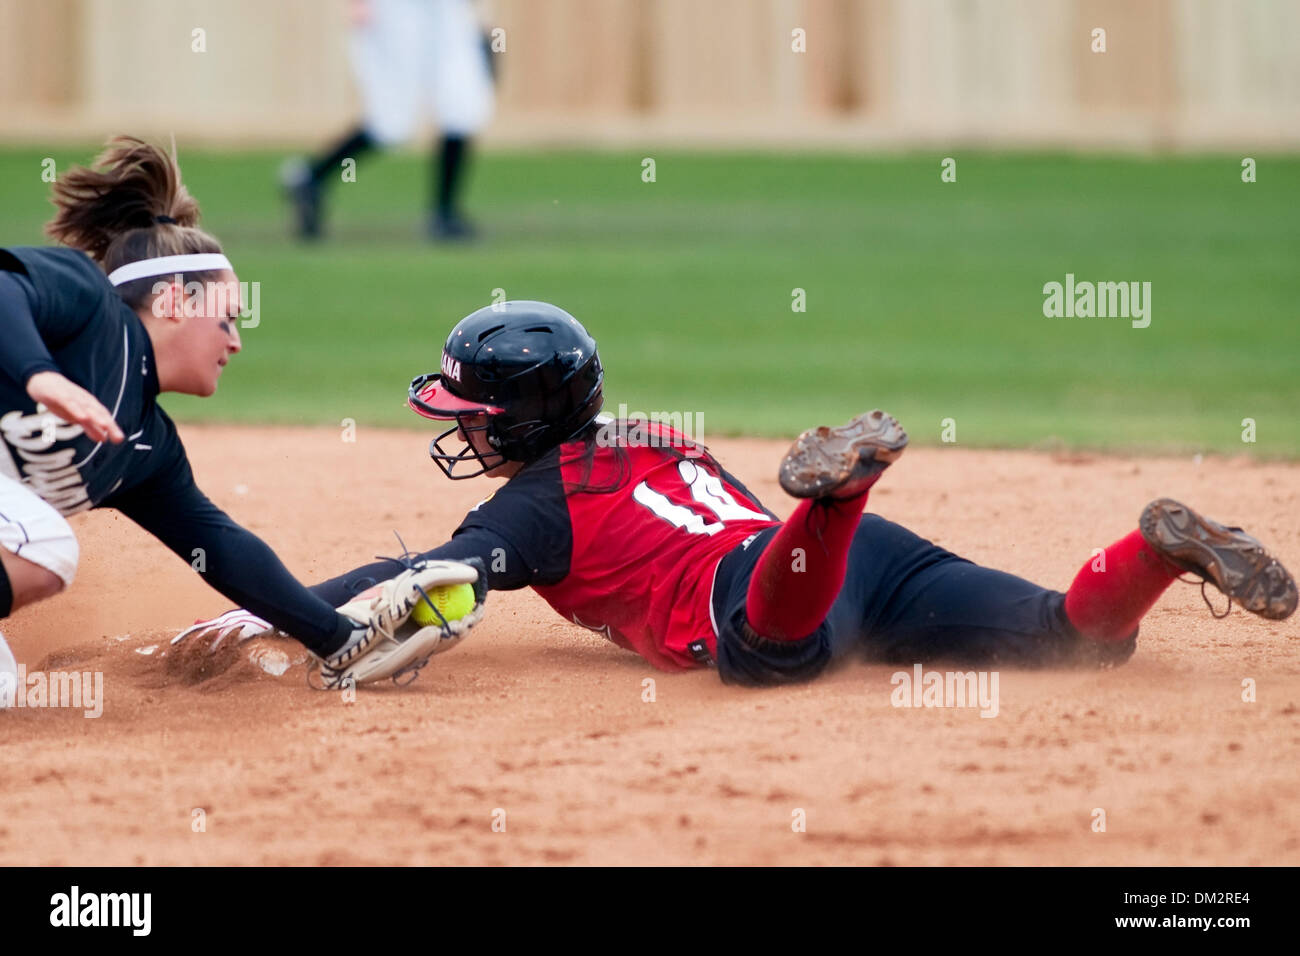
[1,247,173,513]
[0,247,351,650]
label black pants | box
[711,516,1135,686]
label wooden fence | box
[1,0,1296,147]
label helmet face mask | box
[407,302,605,479]
[430,417,505,480]
[408,374,507,480]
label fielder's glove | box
[314,557,487,688]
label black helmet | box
[408,301,604,478]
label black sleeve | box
[0,248,104,353]
[453,451,572,583]
[308,527,532,607]
[0,269,61,387]
[106,435,353,652]
[308,452,573,605]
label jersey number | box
[632,460,768,536]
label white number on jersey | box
[632,460,768,536]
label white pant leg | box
[0,473,79,588]
[349,0,427,146]
[0,630,16,708]
[426,0,494,136]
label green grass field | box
[3,147,1297,455]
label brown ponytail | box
[45,136,225,308]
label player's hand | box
[172,608,275,653]
[26,371,125,444]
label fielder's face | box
[171,269,243,397]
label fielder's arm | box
[108,443,355,651]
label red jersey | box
[451,428,779,670]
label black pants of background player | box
[710,518,1135,686]
[289,128,475,240]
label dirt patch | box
[1,424,1297,865]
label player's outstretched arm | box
[107,443,356,653]
[114,443,495,685]
[307,526,535,606]
[27,371,126,444]
[174,557,488,688]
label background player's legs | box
[432,134,474,238]
[284,0,421,238]
[426,0,494,239]
[310,129,375,180]
[284,128,377,239]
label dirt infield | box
[2,424,1297,866]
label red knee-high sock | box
[1064,529,1180,642]
[745,489,869,641]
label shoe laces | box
[375,530,422,572]
[391,656,432,686]
[307,660,351,692]
[1177,573,1232,619]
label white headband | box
[107,253,233,287]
